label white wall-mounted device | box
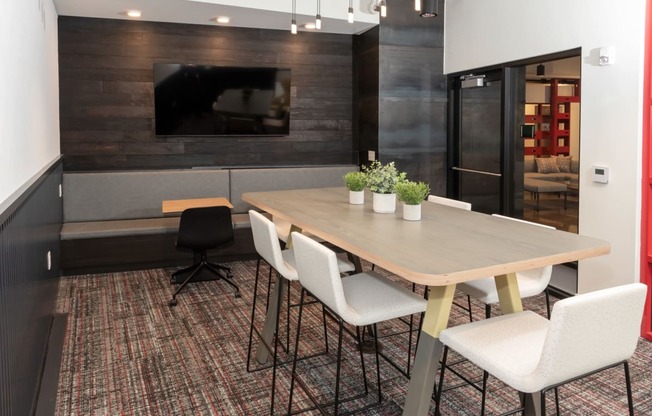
[599,46,616,66]
[592,166,609,184]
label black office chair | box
[169,206,240,306]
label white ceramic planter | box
[402,203,422,221]
[349,190,364,205]
[372,192,396,213]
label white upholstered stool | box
[288,232,427,415]
[436,283,647,416]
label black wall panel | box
[354,3,447,194]
[0,162,62,415]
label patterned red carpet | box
[55,261,652,415]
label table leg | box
[493,272,523,314]
[346,252,363,273]
[402,284,456,416]
[495,273,541,416]
[254,223,302,364]
[255,268,287,364]
[285,224,302,249]
[521,391,543,415]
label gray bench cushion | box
[63,169,230,222]
[229,165,358,213]
[61,217,181,240]
[61,165,359,241]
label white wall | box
[444,0,647,292]
[0,0,60,206]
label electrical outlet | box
[368,150,376,161]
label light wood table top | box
[242,187,610,286]
[162,197,233,215]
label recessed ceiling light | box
[126,10,142,18]
[215,16,230,24]
[304,23,316,29]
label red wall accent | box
[641,0,652,340]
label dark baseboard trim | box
[34,314,68,416]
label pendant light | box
[420,0,438,17]
[291,0,297,34]
[414,0,421,11]
[348,0,354,23]
[316,0,321,29]
[379,0,387,17]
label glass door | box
[449,71,504,214]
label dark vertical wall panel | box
[58,17,355,171]
[378,2,447,194]
[353,26,380,166]
[0,162,62,415]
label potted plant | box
[343,171,367,204]
[395,180,430,221]
[362,160,407,213]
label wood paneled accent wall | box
[58,17,355,171]
[355,3,446,194]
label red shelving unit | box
[524,104,550,155]
[549,79,580,156]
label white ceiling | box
[52,0,380,35]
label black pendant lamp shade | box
[420,0,439,17]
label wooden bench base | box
[61,229,256,276]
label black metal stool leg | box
[625,361,635,416]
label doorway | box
[446,50,581,295]
[447,51,581,229]
[522,57,581,233]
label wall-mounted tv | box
[153,64,291,136]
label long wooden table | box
[242,187,610,416]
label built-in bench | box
[60,165,358,275]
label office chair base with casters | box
[170,261,233,284]
[169,252,240,306]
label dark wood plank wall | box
[353,4,446,195]
[378,3,446,195]
[58,17,355,171]
[353,27,380,167]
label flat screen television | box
[153,64,291,136]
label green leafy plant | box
[362,160,407,194]
[395,180,430,205]
[343,171,367,192]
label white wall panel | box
[0,0,60,206]
[445,0,647,292]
